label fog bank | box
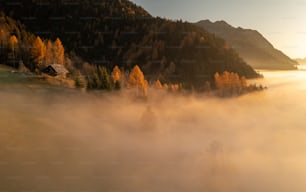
[1,70,306,191]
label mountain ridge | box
[196,20,297,70]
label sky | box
[131,0,306,58]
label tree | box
[111,65,121,82]
[32,36,46,69]
[111,65,121,90]
[241,76,247,88]
[45,40,53,65]
[9,35,18,64]
[155,79,163,89]
[53,38,64,65]
[97,66,112,90]
[214,72,223,90]
[128,65,148,96]
[74,70,87,89]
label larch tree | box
[111,65,121,82]
[45,40,53,65]
[111,65,121,90]
[9,35,18,62]
[155,79,163,89]
[214,72,223,90]
[241,76,247,88]
[53,38,65,65]
[32,36,46,69]
[128,65,148,96]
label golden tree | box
[155,79,163,89]
[128,65,148,96]
[214,72,223,90]
[241,76,247,88]
[111,65,121,83]
[45,40,53,65]
[53,38,65,65]
[32,36,46,68]
[9,35,18,62]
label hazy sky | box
[131,0,306,58]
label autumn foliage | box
[128,65,148,96]
[214,71,250,96]
[215,71,247,88]
[31,36,65,69]
[32,36,46,69]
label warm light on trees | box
[9,35,18,49]
[111,65,121,83]
[214,72,223,90]
[112,65,122,90]
[32,36,46,68]
[214,71,249,94]
[241,76,247,88]
[53,38,64,65]
[45,40,53,65]
[128,65,148,96]
[155,79,163,89]
[170,84,180,92]
[9,35,18,62]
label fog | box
[1,70,306,191]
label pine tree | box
[97,66,111,90]
[74,70,87,89]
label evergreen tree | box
[97,66,112,90]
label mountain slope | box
[0,0,260,89]
[196,20,297,70]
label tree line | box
[214,71,265,97]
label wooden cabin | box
[42,64,69,78]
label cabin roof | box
[50,64,69,74]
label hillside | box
[0,0,260,90]
[196,20,297,70]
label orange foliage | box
[32,36,46,68]
[45,40,53,65]
[53,38,65,65]
[214,71,248,91]
[9,35,18,48]
[111,65,121,83]
[155,79,163,89]
[128,65,148,96]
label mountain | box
[196,20,297,70]
[0,0,260,90]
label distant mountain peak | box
[196,20,297,70]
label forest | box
[0,0,262,95]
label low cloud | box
[1,70,306,191]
